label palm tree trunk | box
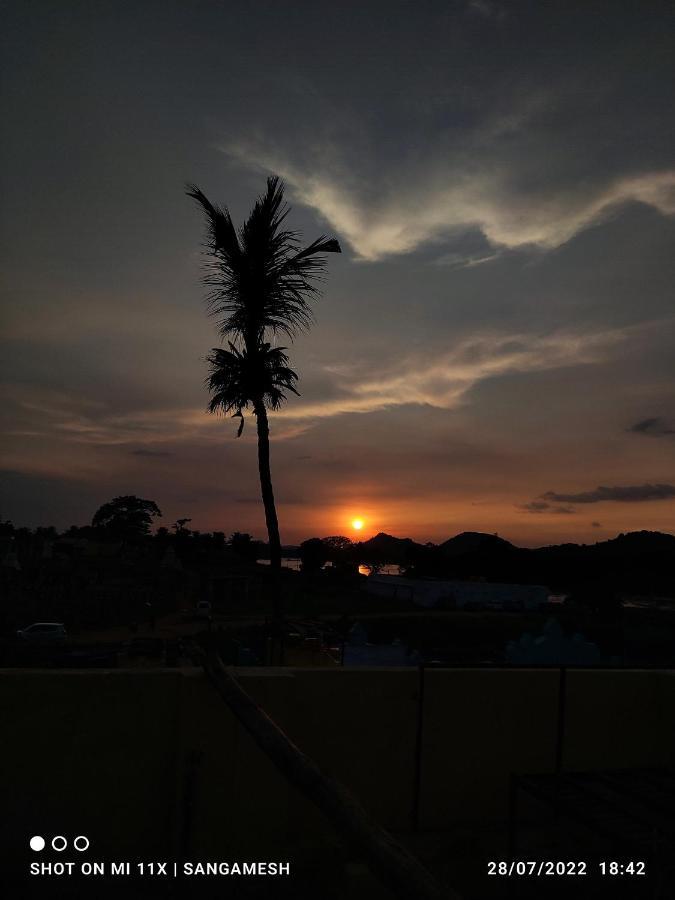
[254,400,282,571]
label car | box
[16,622,67,643]
[180,601,213,623]
[195,600,212,620]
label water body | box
[256,557,302,571]
[256,559,403,576]
[358,564,403,576]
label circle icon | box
[74,836,89,852]
[29,836,45,852]
[51,836,67,852]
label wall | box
[2,667,674,866]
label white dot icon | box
[74,836,89,852]
[52,836,67,852]
[30,836,45,852]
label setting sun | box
[351,518,364,531]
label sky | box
[1,0,674,546]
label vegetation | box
[3,511,675,669]
[91,496,162,539]
[187,177,341,570]
[300,535,355,572]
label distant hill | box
[591,530,675,555]
[357,532,425,564]
[530,529,675,563]
[439,531,515,557]
[353,529,675,597]
[525,530,675,597]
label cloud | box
[628,417,675,437]
[467,0,506,20]
[518,500,575,515]
[543,484,675,504]
[278,326,625,421]
[591,522,602,528]
[0,381,314,458]
[0,383,212,449]
[130,448,174,458]
[0,321,632,462]
[225,139,675,261]
[433,248,503,270]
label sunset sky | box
[2,0,674,546]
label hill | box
[439,531,515,557]
[357,532,425,564]
[355,529,675,597]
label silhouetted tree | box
[66,524,95,539]
[322,535,353,559]
[229,531,262,563]
[92,496,162,539]
[187,177,340,570]
[300,538,328,573]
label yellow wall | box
[3,667,674,863]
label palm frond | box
[189,177,341,344]
[205,342,300,434]
[185,183,242,264]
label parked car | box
[16,622,67,643]
[196,600,212,620]
[180,600,213,623]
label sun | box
[351,518,364,531]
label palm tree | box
[187,177,341,571]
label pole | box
[197,649,456,900]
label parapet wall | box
[3,667,674,861]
